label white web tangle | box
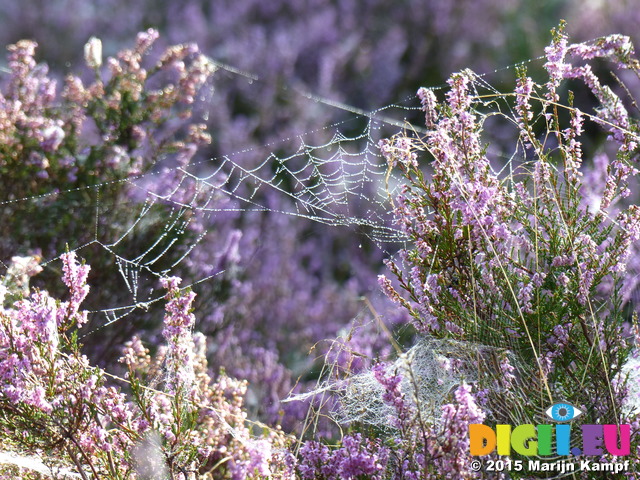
[293,338,491,427]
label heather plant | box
[7,4,640,453]
[0,252,140,477]
[371,24,640,475]
[0,24,387,453]
[0,28,225,372]
[0,29,214,261]
[278,23,640,480]
[297,433,389,480]
[0,2,564,415]
[119,276,294,479]
[0,252,294,479]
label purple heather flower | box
[59,252,90,327]
[160,276,197,395]
[298,441,336,480]
[334,434,389,480]
[515,74,534,125]
[373,362,413,431]
[544,27,570,101]
[430,382,485,477]
[417,87,438,129]
[568,34,635,68]
[299,434,388,480]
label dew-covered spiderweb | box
[2,56,434,337]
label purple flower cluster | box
[373,363,413,432]
[372,359,488,478]
[543,24,637,166]
[60,251,90,328]
[429,383,485,478]
[379,70,516,335]
[0,253,143,475]
[0,13,598,427]
[298,433,388,480]
[0,27,217,324]
[160,276,197,396]
[0,250,300,477]
[119,284,294,478]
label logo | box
[469,403,631,457]
[545,402,582,422]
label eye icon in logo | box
[545,403,583,422]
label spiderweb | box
[0,45,583,375]
[291,337,522,428]
[2,62,434,333]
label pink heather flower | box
[62,74,90,106]
[499,355,517,387]
[619,206,640,243]
[551,253,576,267]
[531,272,546,288]
[515,74,534,125]
[378,136,418,169]
[544,28,570,101]
[119,335,151,372]
[30,385,52,414]
[21,290,59,354]
[178,54,215,105]
[517,281,534,314]
[542,32,634,149]
[243,439,273,477]
[568,34,635,69]
[373,363,413,431]
[160,276,197,395]
[7,40,38,96]
[333,434,388,480]
[298,435,388,480]
[552,323,571,346]
[298,441,335,479]
[576,70,630,144]
[135,28,160,55]
[60,252,90,327]
[577,262,595,305]
[430,382,484,477]
[446,71,473,113]
[557,272,570,288]
[417,86,438,128]
[562,108,584,183]
[378,274,402,305]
